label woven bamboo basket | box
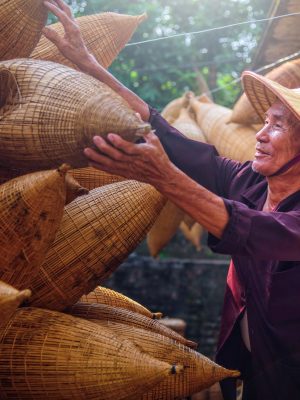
[31,12,147,69]
[230,58,300,124]
[0,0,47,60]
[161,93,190,124]
[83,320,240,399]
[180,222,204,252]
[147,200,185,258]
[190,99,257,162]
[0,58,150,171]
[182,213,196,229]
[28,180,166,310]
[67,302,197,349]
[80,286,162,319]
[70,167,125,190]
[0,280,31,328]
[0,166,74,290]
[0,307,181,399]
[172,107,207,142]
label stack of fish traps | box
[151,57,300,256]
[0,1,240,398]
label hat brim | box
[242,71,300,123]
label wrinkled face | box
[252,101,300,176]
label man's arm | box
[42,0,150,121]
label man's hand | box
[84,132,177,188]
[42,0,96,71]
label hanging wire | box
[126,12,300,47]
[204,50,300,97]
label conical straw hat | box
[31,12,147,69]
[0,165,72,290]
[28,181,166,310]
[190,98,257,162]
[80,286,162,319]
[0,307,180,399]
[0,58,150,171]
[67,302,197,349]
[0,0,47,60]
[81,320,240,399]
[231,58,300,124]
[241,70,300,123]
[0,280,31,328]
[70,167,125,190]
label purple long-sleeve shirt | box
[149,107,300,400]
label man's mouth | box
[255,147,270,157]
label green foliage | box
[48,0,272,110]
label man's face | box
[252,101,300,176]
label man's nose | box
[255,125,269,142]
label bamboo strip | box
[70,167,125,190]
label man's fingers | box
[93,136,130,162]
[42,26,62,45]
[52,0,73,19]
[107,134,141,156]
[43,0,74,30]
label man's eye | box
[275,123,282,128]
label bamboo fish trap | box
[81,321,240,399]
[0,166,75,290]
[190,99,257,162]
[67,302,197,349]
[230,58,300,125]
[180,222,204,252]
[28,180,166,311]
[0,58,150,171]
[0,0,47,60]
[0,307,181,399]
[70,167,125,191]
[31,12,147,69]
[147,201,185,258]
[80,286,162,319]
[0,280,31,328]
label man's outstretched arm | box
[42,0,150,121]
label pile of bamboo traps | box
[0,2,246,398]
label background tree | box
[49,0,271,110]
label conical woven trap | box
[180,222,204,252]
[67,302,197,349]
[0,280,31,328]
[28,180,166,311]
[31,12,147,69]
[0,166,73,290]
[230,58,300,125]
[81,320,239,399]
[0,307,179,399]
[0,0,47,60]
[161,92,192,124]
[0,58,150,171]
[70,167,125,191]
[190,98,257,162]
[147,200,185,258]
[80,286,162,319]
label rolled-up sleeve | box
[208,199,300,260]
[149,107,242,196]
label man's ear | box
[0,68,19,109]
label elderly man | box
[44,1,300,399]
